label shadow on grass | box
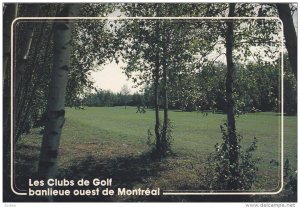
[14,143,40,188]
[54,151,165,202]
[11,147,167,202]
[9,143,254,202]
[3,143,40,202]
[9,142,288,202]
[9,147,169,202]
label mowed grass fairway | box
[15,106,297,201]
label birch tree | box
[119,3,217,155]
[121,84,131,109]
[38,4,79,200]
[118,4,164,154]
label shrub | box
[160,119,174,155]
[145,119,174,158]
[202,124,260,191]
[283,159,297,201]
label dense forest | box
[3,3,297,203]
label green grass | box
[63,107,293,160]
[15,106,297,201]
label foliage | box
[14,4,61,140]
[283,159,297,200]
[155,60,290,114]
[234,62,279,112]
[14,4,118,140]
[118,4,221,155]
[66,4,116,106]
[203,124,260,190]
[159,119,174,155]
[81,56,296,116]
[145,119,174,157]
[283,56,297,115]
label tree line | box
[82,88,144,108]
[82,58,296,116]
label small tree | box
[121,84,130,109]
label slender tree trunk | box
[154,8,161,153]
[3,4,18,141]
[3,4,18,154]
[154,57,161,152]
[38,4,79,201]
[225,3,239,190]
[276,3,297,80]
[15,4,40,91]
[16,23,54,142]
[16,16,48,142]
[154,67,161,153]
[161,22,169,152]
[3,4,18,83]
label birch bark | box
[38,5,79,200]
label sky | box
[90,61,140,93]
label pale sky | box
[90,61,140,93]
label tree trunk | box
[3,4,18,83]
[161,21,169,152]
[3,4,18,142]
[15,4,40,92]
[154,6,161,153]
[15,5,42,142]
[154,41,161,152]
[16,23,54,142]
[225,3,239,190]
[38,4,79,201]
[276,3,297,80]
[154,66,161,153]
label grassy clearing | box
[15,106,297,201]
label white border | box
[10,16,284,196]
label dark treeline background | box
[82,89,144,107]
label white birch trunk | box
[38,4,79,200]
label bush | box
[283,159,297,201]
[145,119,174,158]
[202,124,260,191]
[160,119,174,155]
